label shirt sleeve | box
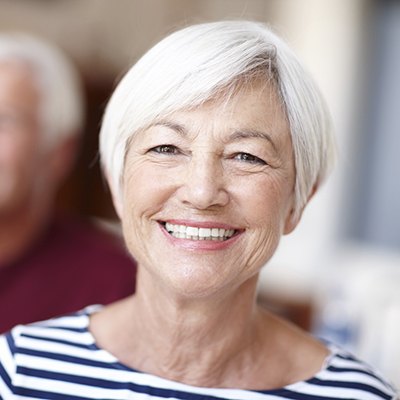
[0,332,17,398]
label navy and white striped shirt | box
[0,306,397,399]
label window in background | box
[346,0,400,252]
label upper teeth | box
[165,223,235,241]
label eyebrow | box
[228,129,278,152]
[151,121,278,152]
[152,121,186,136]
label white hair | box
[100,20,335,217]
[0,32,85,148]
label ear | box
[283,182,319,235]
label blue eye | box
[149,145,179,154]
[234,152,266,165]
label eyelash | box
[233,152,267,165]
[148,145,180,155]
[148,146,267,166]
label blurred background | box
[1,0,399,386]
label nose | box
[177,153,230,210]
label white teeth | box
[186,226,198,236]
[198,228,210,238]
[164,223,236,241]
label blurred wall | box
[0,0,278,82]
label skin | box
[0,62,43,215]
[0,61,76,265]
[91,80,329,389]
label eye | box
[148,145,180,155]
[234,152,267,165]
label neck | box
[96,270,269,387]
[0,203,52,267]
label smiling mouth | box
[162,222,237,241]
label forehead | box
[0,61,40,107]
[156,80,290,144]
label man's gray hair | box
[0,32,85,148]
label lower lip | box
[159,224,242,251]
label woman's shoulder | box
[0,305,122,399]
[297,342,398,399]
[257,313,397,398]
[0,305,101,364]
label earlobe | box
[283,182,319,235]
[283,209,301,235]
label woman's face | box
[120,81,298,299]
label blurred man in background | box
[0,33,136,333]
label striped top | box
[0,306,397,400]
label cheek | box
[0,136,21,167]
[123,157,181,210]
[0,149,31,184]
[123,166,173,217]
[0,132,41,172]
[233,176,293,230]
[121,165,174,248]
[235,180,294,272]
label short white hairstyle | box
[100,20,335,217]
[0,32,85,148]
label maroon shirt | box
[0,215,136,333]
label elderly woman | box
[0,21,397,399]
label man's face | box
[0,61,46,218]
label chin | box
[157,263,245,302]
